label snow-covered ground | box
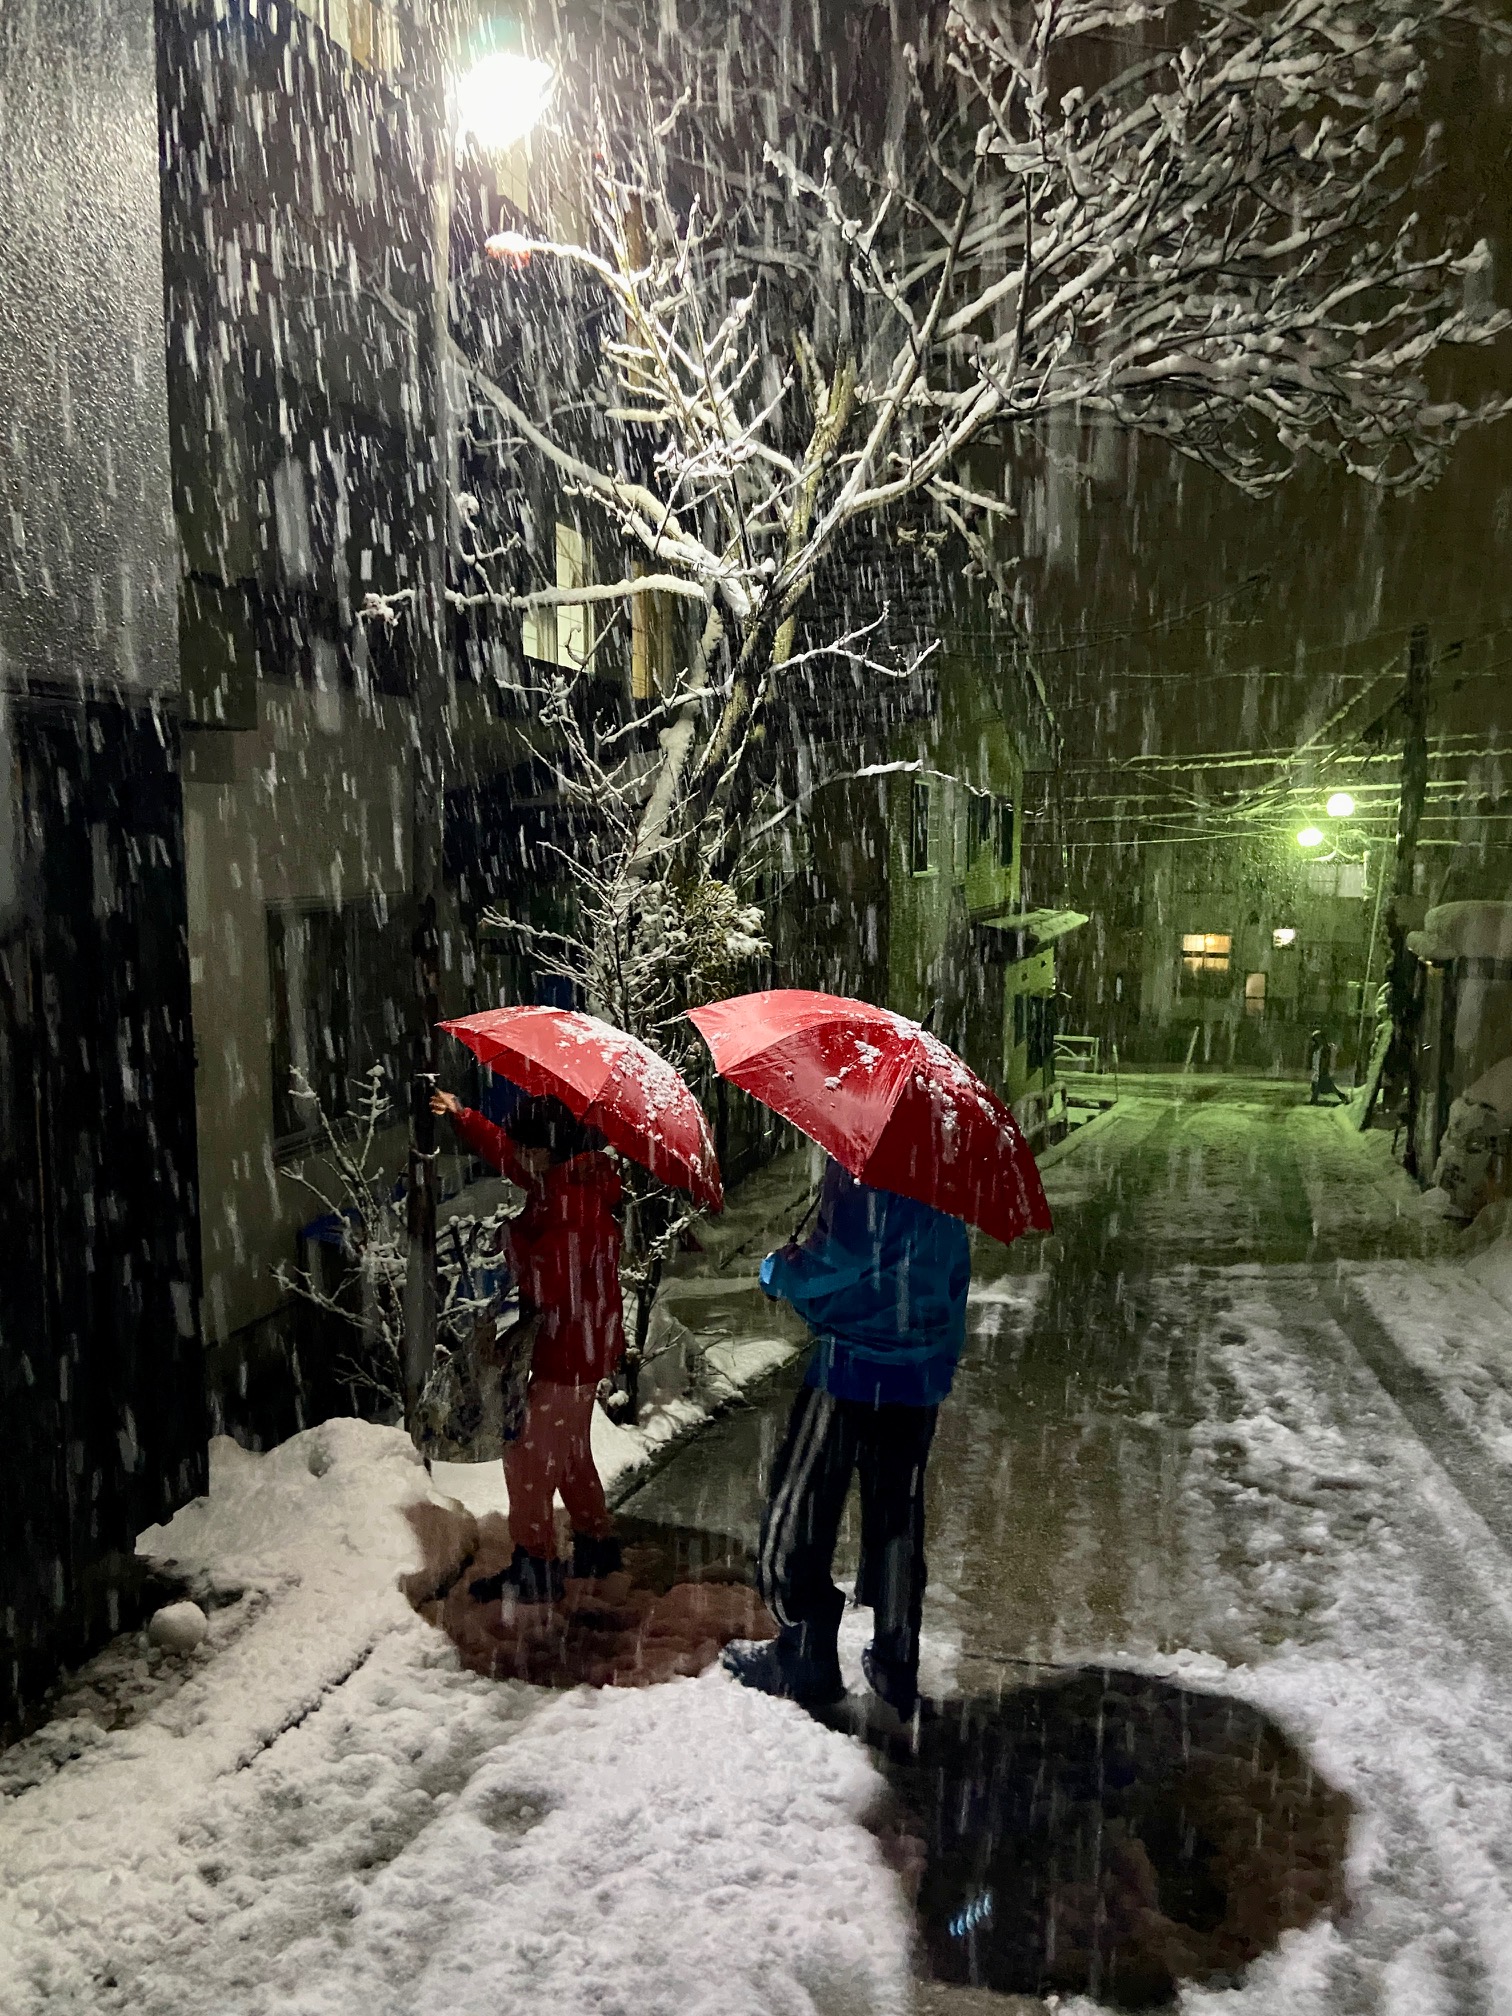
[968,1085,1512,2014]
[0,1143,912,2016]
[0,1420,912,2016]
[10,1090,1512,2016]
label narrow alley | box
[628,1078,1512,2009]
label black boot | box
[468,1546,563,1606]
[570,1532,623,1580]
[861,1643,918,1720]
[513,1547,565,1605]
[722,1632,844,1707]
[467,1562,515,1604]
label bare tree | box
[439,0,1509,1047]
[275,1067,510,1417]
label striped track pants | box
[756,1383,938,1680]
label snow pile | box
[1407,901,1512,964]
[1431,1055,1512,1221]
[0,1421,911,2016]
[271,1673,909,2016]
[1151,1275,1512,2013]
[1466,1202,1512,1316]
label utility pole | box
[402,5,457,1422]
[1375,624,1432,1157]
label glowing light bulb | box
[1296,826,1324,849]
[456,52,554,154]
[1325,792,1356,819]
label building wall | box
[1051,831,1381,1073]
[156,0,452,1441]
[183,688,416,1349]
[0,0,204,1729]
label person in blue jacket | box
[723,1156,971,1717]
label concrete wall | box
[184,687,415,1352]
[0,0,205,1728]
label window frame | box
[1179,931,1234,996]
[909,779,934,876]
[267,897,411,1158]
[995,797,1016,871]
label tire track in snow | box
[1320,1276,1512,1562]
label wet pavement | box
[625,1075,1457,1674]
[621,1073,1480,2008]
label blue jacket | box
[759,1161,971,1408]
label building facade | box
[1,0,205,1730]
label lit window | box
[295,1,402,73]
[1180,933,1231,996]
[554,523,592,670]
[522,521,594,670]
[1181,933,1231,973]
[1244,971,1267,1016]
[1273,926,1297,949]
[631,567,670,703]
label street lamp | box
[456,51,554,153]
[1296,825,1325,849]
[1325,792,1356,819]
[404,30,555,1422]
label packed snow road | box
[627,1073,1512,2012]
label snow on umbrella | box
[438,1007,723,1212]
[686,989,1051,1247]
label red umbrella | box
[686,989,1050,1246]
[438,1007,723,1212]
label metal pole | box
[403,10,456,1421]
[1378,624,1432,1159]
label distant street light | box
[1297,825,1325,849]
[456,51,554,153]
[1325,792,1356,818]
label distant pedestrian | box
[431,1088,625,1602]
[723,1158,971,1719]
[1308,1029,1346,1106]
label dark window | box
[268,900,412,1150]
[1026,995,1057,1074]
[996,798,1016,869]
[910,780,933,873]
[968,793,993,863]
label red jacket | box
[453,1106,626,1385]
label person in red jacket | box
[431,1086,625,1604]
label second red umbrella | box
[686,988,1049,1246]
[439,1006,723,1212]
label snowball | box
[146,1601,209,1653]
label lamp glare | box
[456,53,555,153]
[1296,826,1325,849]
[1325,792,1356,819]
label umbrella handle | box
[789,1187,821,1245]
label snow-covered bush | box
[1433,1058,1512,1220]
